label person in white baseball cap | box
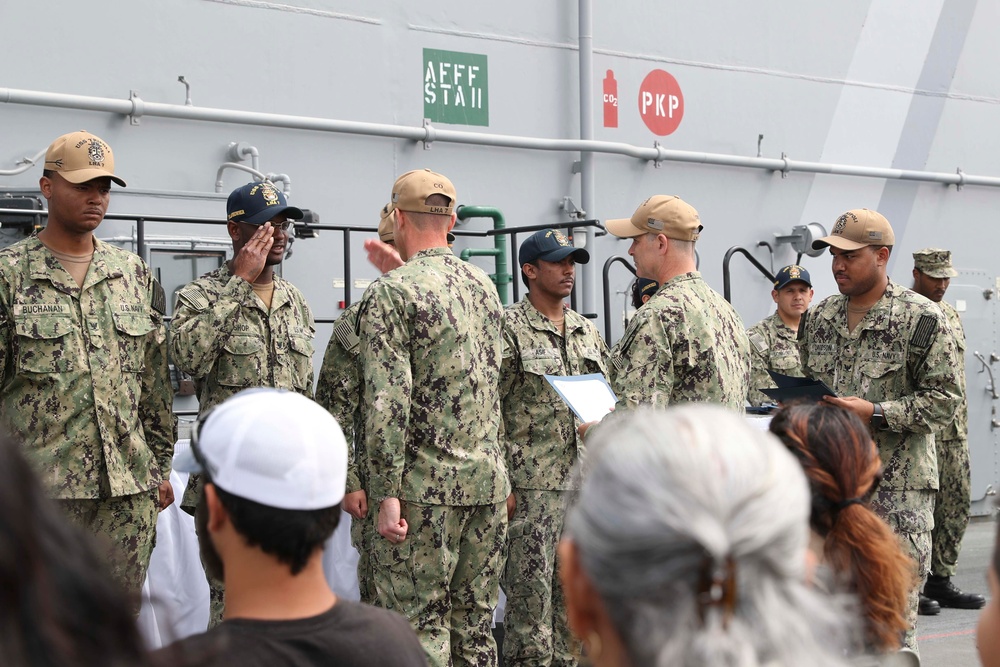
[162,388,427,666]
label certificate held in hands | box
[760,370,837,403]
[543,373,618,423]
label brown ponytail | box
[770,402,914,651]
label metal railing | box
[0,206,606,321]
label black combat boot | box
[923,575,986,609]
[918,593,941,616]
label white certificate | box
[544,373,618,423]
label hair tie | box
[835,497,864,511]
[697,555,737,628]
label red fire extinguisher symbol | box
[603,70,618,128]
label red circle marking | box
[638,69,684,136]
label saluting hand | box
[232,222,275,283]
[364,238,404,274]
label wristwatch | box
[870,403,888,430]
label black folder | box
[759,370,838,402]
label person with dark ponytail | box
[769,402,914,656]
[0,432,160,667]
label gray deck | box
[919,515,995,666]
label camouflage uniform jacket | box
[315,301,365,493]
[800,281,962,491]
[609,271,750,412]
[500,298,609,491]
[937,299,967,441]
[359,247,509,506]
[169,262,315,415]
[747,312,803,406]
[0,235,176,499]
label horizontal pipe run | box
[3,87,1000,188]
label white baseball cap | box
[174,389,348,510]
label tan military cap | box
[813,208,894,251]
[44,130,126,187]
[389,169,456,215]
[606,195,702,241]
[377,203,396,243]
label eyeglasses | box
[240,220,293,232]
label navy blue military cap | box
[518,229,590,267]
[227,181,304,225]
[773,264,812,290]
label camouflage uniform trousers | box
[871,488,933,655]
[59,490,159,615]
[373,499,507,667]
[351,508,377,604]
[930,435,972,577]
[502,488,580,667]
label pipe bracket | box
[956,167,965,191]
[422,118,435,150]
[129,90,144,126]
[780,152,790,179]
[560,196,586,220]
[652,141,664,168]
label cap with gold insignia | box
[773,264,812,290]
[389,169,456,215]
[631,277,660,308]
[913,248,958,278]
[227,181,303,225]
[44,130,126,187]
[518,228,590,266]
[605,195,702,241]
[812,208,894,251]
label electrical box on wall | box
[0,194,44,235]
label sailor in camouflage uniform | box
[315,204,398,604]
[0,131,176,609]
[799,210,962,653]
[500,229,608,667]
[746,264,814,406]
[909,248,985,612]
[359,169,508,667]
[170,181,315,625]
[603,195,750,412]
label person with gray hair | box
[558,405,855,667]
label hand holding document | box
[760,370,837,403]
[544,373,618,423]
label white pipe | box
[215,162,267,192]
[265,173,291,196]
[178,76,193,106]
[3,86,1000,188]
[578,0,596,313]
[228,142,260,172]
[0,149,46,176]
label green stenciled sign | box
[424,49,489,126]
